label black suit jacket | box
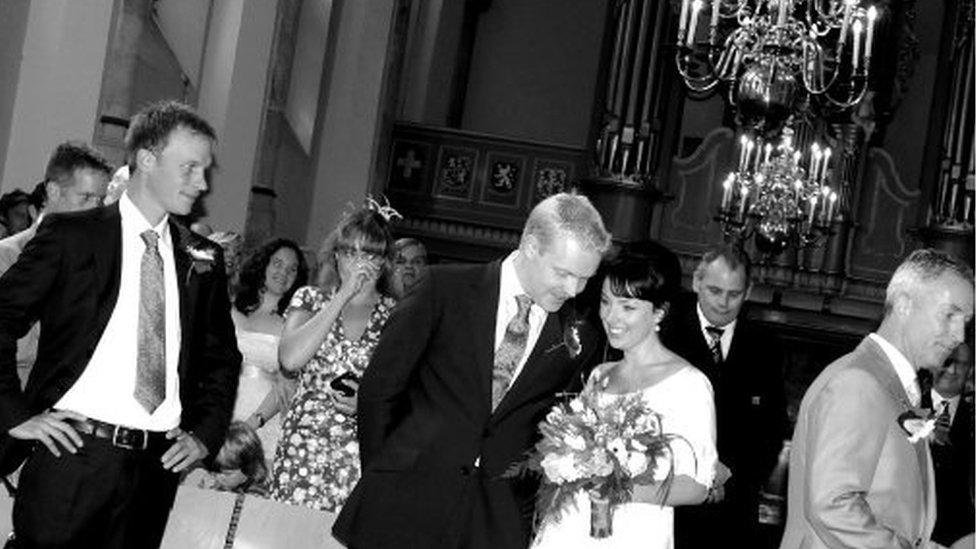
[0,204,241,472]
[659,295,788,544]
[932,394,975,545]
[333,260,603,549]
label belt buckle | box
[111,425,147,450]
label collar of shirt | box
[931,390,959,422]
[696,302,736,357]
[868,333,919,407]
[496,251,546,349]
[120,192,171,249]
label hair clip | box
[364,195,403,223]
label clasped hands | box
[706,461,732,503]
[8,409,207,472]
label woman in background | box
[231,238,308,465]
[209,231,245,295]
[270,202,398,512]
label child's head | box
[214,421,267,491]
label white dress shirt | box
[56,193,182,431]
[869,333,919,407]
[696,303,737,359]
[494,252,547,391]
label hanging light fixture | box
[718,127,839,254]
[675,0,880,131]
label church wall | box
[875,2,943,219]
[0,1,30,187]
[461,0,605,148]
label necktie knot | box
[515,294,533,318]
[141,230,159,251]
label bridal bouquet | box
[509,381,679,538]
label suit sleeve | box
[804,368,913,548]
[357,270,439,467]
[181,245,242,456]
[0,218,63,432]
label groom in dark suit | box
[0,101,241,548]
[333,193,611,549]
[660,245,788,548]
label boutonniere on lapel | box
[546,318,584,359]
[186,244,216,281]
[897,408,936,444]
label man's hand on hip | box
[8,409,86,457]
[161,428,208,472]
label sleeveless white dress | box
[232,330,284,463]
[532,366,717,549]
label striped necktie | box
[705,325,724,365]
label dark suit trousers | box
[13,432,179,549]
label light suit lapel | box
[856,338,935,539]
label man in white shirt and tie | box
[0,101,241,548]
[662,244,788,548]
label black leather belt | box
[66,418,168,451]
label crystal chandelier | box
[675,0,879,130]
[718,127,839,253]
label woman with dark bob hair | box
[230,238,308,466]
[270,201,399,512]
[532,255,721,548]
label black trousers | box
[12,432,179,549]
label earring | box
[653,323,660,333]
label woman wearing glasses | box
[269,203,398,512]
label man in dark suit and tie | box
[660,244,788,548]
[0,100,242,548]
[333,193,611,549]
[929,340,975,547]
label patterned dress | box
[269,286,396,512]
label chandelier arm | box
[810,0,845,28]
[820,82,869,110]
[674,51,723,92]
[719,0,750,19]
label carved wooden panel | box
[384,122,586,261]
[849,148,923,281]
[657,127,733,255]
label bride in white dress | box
[229,239,308,465]
[533,256,720,549]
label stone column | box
[196,0,278,234]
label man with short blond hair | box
[336,193,611,549]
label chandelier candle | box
[719,128,837,253]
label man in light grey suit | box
[781,248,973,549]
